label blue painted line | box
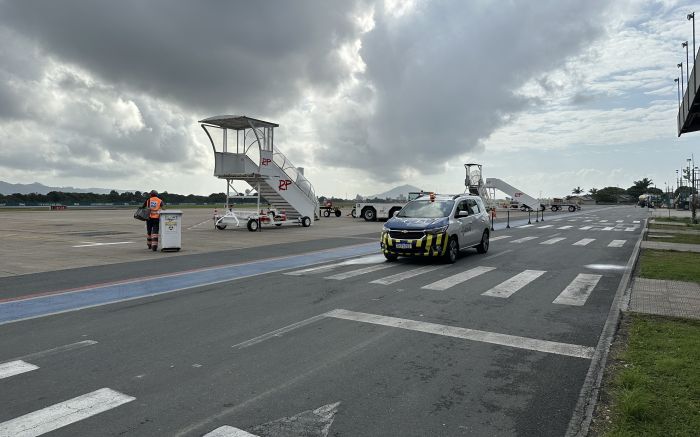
[0,243,378,325]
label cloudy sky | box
[0,0,698,198]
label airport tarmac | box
[0,206,556,278]
[0,208,383,277]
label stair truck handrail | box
[272,150,318,207]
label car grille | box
[388,230,424,240]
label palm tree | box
[588,188,598,195]
[572,186,583,195]
[633,178,653,191]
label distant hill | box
[369,184,422,200]
[0,181,122,195]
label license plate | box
[396,242,411,249]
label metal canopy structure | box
[199,115,279,131]
[678,53,700,136]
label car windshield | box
[397,200,454,218]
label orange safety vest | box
[148,197,163,219]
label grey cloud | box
[0,0,364,116]
[317,0,611,180]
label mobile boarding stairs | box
[200,115,318,231]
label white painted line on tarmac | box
[538,225,553,229]
[370,265,442,285]
[232,313,330,349]
[519,224,534,228]
[285,264,342,276]
[71,241,134,248]
[286,255,386,276]
[327,309,594,359]
[5,340,98,364]
[553,274,602,306]
[616,220,623,223]
[599,220,608,223]
[510,236,538,244]
[633,220,640,223]
[579,226,592,230]
[421,266,495,291]
[489,235,511,241]
[0,388,135,437]
[608,240,626,248]
[624,227,636,231]
[601,226,614,231]
[557,226,573,230]
[482,270,546,298]
[325,264,394,280]
[204,426,258,437]
[187,219,213,230]
[540,237,566,245]
[573,238,595,246]
[584,220,593,222]
[0,360,38,380]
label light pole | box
[679,63,685,98]
[675,78,681,108]
[689,12,696,85]
[683,41,690,84]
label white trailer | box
[353,192,423,221]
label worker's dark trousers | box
[146,218,160,249]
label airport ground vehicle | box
[380,193,490,263]
[549,198,581,212]
[319,201,342,217]
[214,208,309,231]
[354,192,423,221]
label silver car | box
[380,194,491,263]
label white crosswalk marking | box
[482,270,546,298]
[599,220,608,223]
[624,227,636,231]
[573,238,595,246]
[490,235,512,241]
[519,224,534,228]
[567,219,577,222]
[511,236,538,243]
[633,220,640,223]
[371,265,442,285]
[285,262,343,276]
[422,266,495,291]
[540,237,566,245]
[327,309,594,359]
[0,361,38,380]
[557,226,573,229]
[608,240,626,247]
[0,388,135,437]
[601,226,614,231]
[579,226,592,230]
[325,264,394,280]
[553,274,602,306]
[204,426,258,437]
[584,219,593,222]
[616,220,623,223]
[538,225,553,229]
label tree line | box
[577,178,695,204]
[0,190,262,206]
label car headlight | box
[382,225,391,232]
[426,225,448,234]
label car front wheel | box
[444,237,459,264]
[476,230,489,254]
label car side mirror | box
[456,210,469,218]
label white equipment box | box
[158,210,182,251]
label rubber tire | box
[215,224,227,230]
[363,207,376,221]
[324,209,331,217]
[384,252,398,262]
[443,238,459,264]
[551,206,557,212]
[476,230,489,254]
[247,219,259,232]
[275,223,283,226]
[335,209,341,217]
[301,216,311,227]
[351,208,357,218]
[568,205,576,212]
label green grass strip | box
[647,233,700,245]
[604,314,700,436]
[639,250,700,283]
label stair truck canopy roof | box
[199,115,279,130]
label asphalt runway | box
[0,205,649,436]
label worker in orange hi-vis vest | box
[142,190,165,251]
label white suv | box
[380,194,490,263]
